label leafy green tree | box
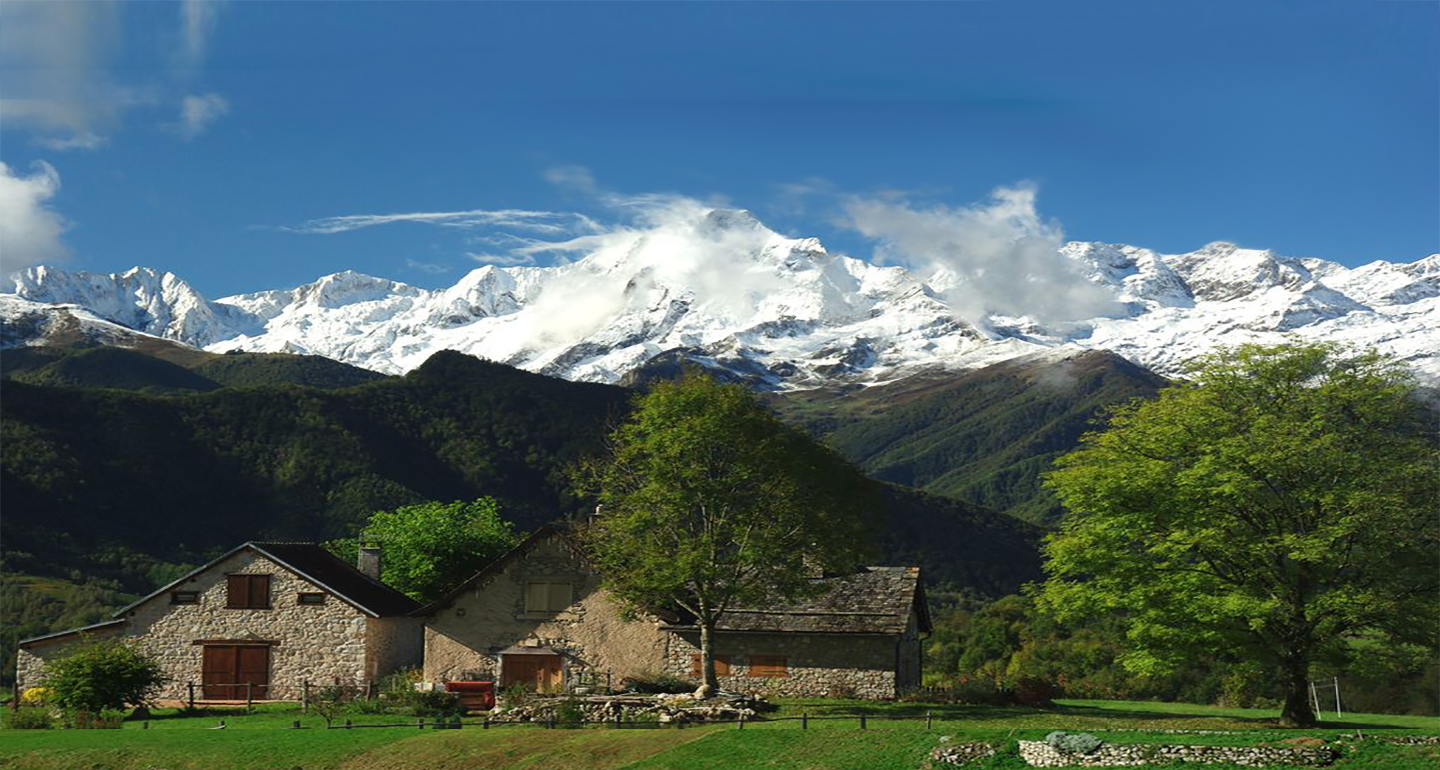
[581,373,874,691]
[1039,343,1439,727]
[327,498,520,602]
[46,638,165,713]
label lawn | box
[0,699,1435,770]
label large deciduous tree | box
[327,498,520,602]
[1039,343,1438,727]
[580,373,874,692]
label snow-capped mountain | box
[5,209,1438,387]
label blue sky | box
[1,0,1435,297]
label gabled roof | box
[112,541,420,619]
[413,525,574,616]
[666,566,931,636]
[416,525,930,636]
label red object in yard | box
[445,681,495,711]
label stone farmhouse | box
[419,526,930,699]
[16,542,422,701]
[17,528,930,702]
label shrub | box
[554,697,585,728]
[621,672,693,694]
[379,666,423,696]
[1045,731,1104,755]
[394,689,464,718]
[1007,675,1060,707]
[19,687,50,706]
[61,708,126,729]
[3,707,54,729]
[46,639,165,713]
[499,681,533,709]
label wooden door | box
[501,654,562,693]
[202,645,237,699]
[201,645,270,700]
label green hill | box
[6,347,223,393]
[772,350,1167,524]
[191,351,390,389]
[1,346,388,391]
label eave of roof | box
[110,541,417,620]
[18,619,126,649]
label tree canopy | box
[1038,343,1439,727]
[581,373,875,690]
[327,498,520,602]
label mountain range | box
[5,208,1437,387]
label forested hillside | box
[773,350,1167,524]
[1,349,1042,686]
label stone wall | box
[1015,741,1340,767]
[662,629,899,699]
[18,550,416,701]
[15,625,123,695]
[422,533,669,687]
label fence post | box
[802,712,808,730]
[1334,676,1343,718]
[547,715,555,730]
[737,714,744,730]
[483,718,490,730]
[292,720,300,729]
[187,682,196,710]
[142,721,149,730]
[246,682,253,711]
[926,711,932,730]
[345,719,352,729]
[860,714,867,730]
[368,681,377,700]
[614,711,622,729]
[418,718,425,729]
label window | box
[749,656,788,677]
[524,581,573,613]
[297,592,326,605]
[689,654,731,677]
[170,591,199,605]
[226,574,271,609]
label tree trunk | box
[698,617,719,693]
[1278,654,1316,728]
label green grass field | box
[1,699,1435,770]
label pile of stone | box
[487,692,766,724]
[1017,736,1340,767]
[923,736,998,767]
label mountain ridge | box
[6,209,1437,387]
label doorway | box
[202,644,270,700]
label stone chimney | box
[357,540,382,582]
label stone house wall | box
[896,609,922,693]
[662,629,900,699]
[365,616,423,681]
[422,533,669,687]
[14,625,124,696]
[18,550,417,700]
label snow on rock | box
[4,209,1438,386]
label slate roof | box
[110,541,420,619]
[666,566,931,636]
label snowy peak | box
[4,208,1438,386]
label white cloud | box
[180,0,227,70]
[0,161,69,272]
[843,184,1120,325]
[281,208,602,236]
[174,92,229,138]
[465,253,537,267]
[0,1,131,148]
[404,258,451,275]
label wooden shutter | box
[690,654,731,676]
[749,656,788,677]
[525,582,548,613]
[547,582,572,612]
[226,575,249,608]
[248,575,270,608]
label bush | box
[379,666,423,697]
[3,707,54,729]
[1045,731,1104,755]
[1007,675,1060,707]
[396,689,464,718]
[19,687,50,706]
[554,697,585,728]
[61,708,126,729]
[46,639,165,712]
[621,672,694,694]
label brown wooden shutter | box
[226,575,248,608]
[249,575,270,608]
[749,656,787,677]
[689,654,730,676]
